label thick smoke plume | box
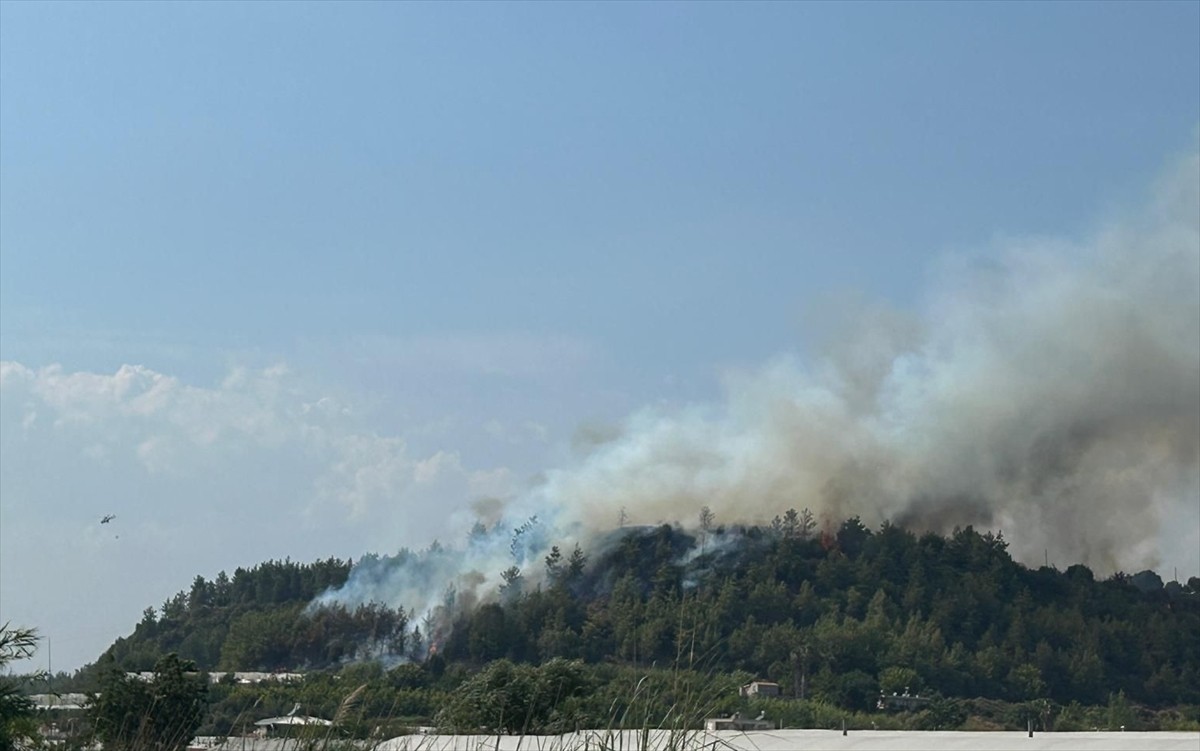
[316,149,1200,632]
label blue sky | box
[2,2,1198,672]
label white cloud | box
[135,436,178,475]
[0,361,477,512]
[313,433,418,518]
[0,360,513,670]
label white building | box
[253,704,333,738]
[739,680,782,698]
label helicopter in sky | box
[101,514,116,524]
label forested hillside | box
[101,556,388,670]
[56,515,1199,736]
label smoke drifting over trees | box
[319,149,1199,622]
[537,148,1198,569]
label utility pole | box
[791,645,809,700]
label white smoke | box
[317,147,1200,624]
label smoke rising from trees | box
[318,148,1200,620]
[531,148,1199,572]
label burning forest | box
[311,149,1200,650]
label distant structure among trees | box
[740,681,782,699]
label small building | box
[254,704,333,737]
[211,671,304,685]
[29,692,89,710]
[877,689,931,711]
[739,680,781,698]
[706,712,774,732]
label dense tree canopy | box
[30,515,1200,741]
[90,652,208,751]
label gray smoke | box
[537,148,1199,574]
[317,148,1200,626]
